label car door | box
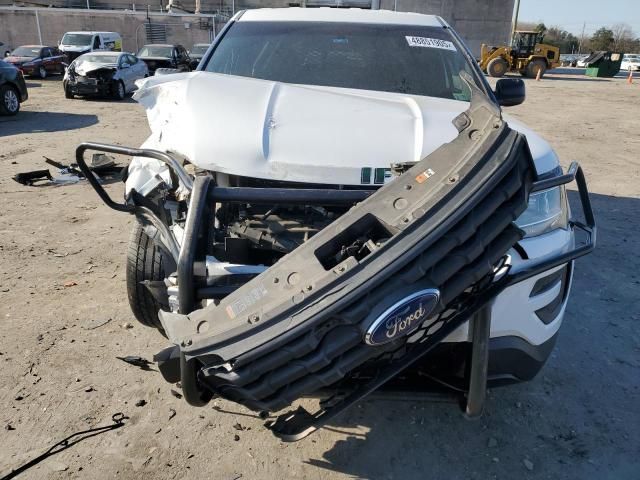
[118,54,132,92]
[51,47,64,73]
[42,48,55,74]
[92,35,102,52]
[179,46,190,71]
[129,54,146,81]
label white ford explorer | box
[77,7,595,441]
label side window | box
[127,54,138,64]
[93,36,101,50]
[40,48,48,58]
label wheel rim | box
[118,83,124,98]
[39,66,46,78]
[4,89,18,112]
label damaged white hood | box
[129,71,558,191]
[72,61,117,76]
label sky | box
[518,0,640,36]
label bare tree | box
[612,23,633,50]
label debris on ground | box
[117,355,154,371]
[523,459,534,471]
[170,389,182,399]
[83,318,112,330]
[168,408,176,420]
[63,281,78,288]
[12,155,124,187]
[135,399,147,407]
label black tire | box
[64,82,74,99]
[113,80,125,100]
[526,59,547,78]
[126,221,169,331]
[487,57,509,77]
[0,84,20,115]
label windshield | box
[76,53,120,65]
[205,22,478,100]
[191,44,209,55]
[11,47,42,57]
[138,46,173,58]
[62,33,93,47]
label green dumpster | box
[584,51,624,77]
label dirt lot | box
[1,72,639,480]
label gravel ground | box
[0,71,639,480]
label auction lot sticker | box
[405,36,457,51]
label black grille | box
[200,140,535,412]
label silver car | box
[63,51,148,100]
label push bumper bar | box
[75,86,594,441]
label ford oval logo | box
[365,289,440,346]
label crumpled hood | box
[132,71,558,187]
[72,62,117,76]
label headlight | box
[515,186,569,237]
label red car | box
[5,45,66,79]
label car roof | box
[142,44,176,47]
[238,7,444,27]
[80,51,122,56]
[65,31,119,35]
[17,45,47,48]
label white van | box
[59,31,122,61]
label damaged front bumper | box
[76,86,596,441]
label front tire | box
[526,59,547,78]
[113,80,125,100]
[39,66,47,79]
[0,84,20,115]
[64,82,74,99]
[487,57,509,77]
[126,221,171,331]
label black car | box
[136,44,191,75]
[0,59,28,115]
[188,43,210,70]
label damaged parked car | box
[63,51,148,100]
[5,45,66,79]
[77,8,595,441]
[136,44,191,75]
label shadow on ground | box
[300,192,639,479]
[0,111,98,136]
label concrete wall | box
[379,0,514,55]
[0,0,514,55]
[0,7,217,52]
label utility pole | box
[578,21,586,54]
[511,0,521,43]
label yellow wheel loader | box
[479,31,560,78]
